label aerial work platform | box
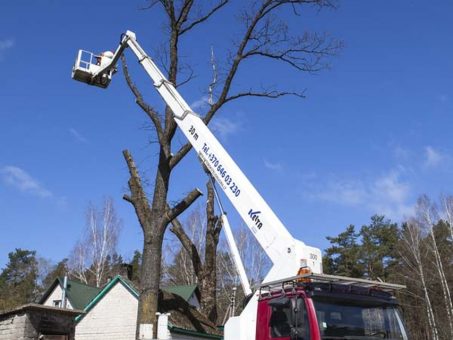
[72,49,115,88]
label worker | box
[97,51,114,67]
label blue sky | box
[1,1,452,270]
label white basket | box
[72,50,112,88]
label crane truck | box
[71,31,409,340]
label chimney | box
[120,263,133,280]
[61,276,68,308]
[156,313,171,339]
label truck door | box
[258,296,310,340]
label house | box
[40,277,101,310]
[40,276,222,340]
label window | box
[269,297,309,339]
[270,304,292,338]
[52,300,61,307]
[313,297,406,339]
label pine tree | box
[324,225,364,277]
[0,249,39,309]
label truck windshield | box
[312,296,407,340]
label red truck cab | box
[255,277,408,340]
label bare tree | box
[236,226,270,286]
[399,220,439,340]
[215,223,271,322]
[68,240,89,284]
[68,198,122,287]
[416,195,453,338]
[441,195,453,242]
[120,0,341,335]
[216,249,242,323]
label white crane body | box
[72,31,408,340]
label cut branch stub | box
[165,188,203,224]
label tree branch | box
[176,67,196,88]
[169,217,203,277]
[164,188,203,224]
[161,0,176,23]
[180,0,229,35]
[202,0,287,124]
[243,22,342,72]
[123,194,134,204]
[121,56,167,151]
[122,149,152,233]
[139,0,160,10]
[225,88,306,103]
[169,142,192,169]
[204,1,339,125]
[176,0,194,31]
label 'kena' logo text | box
[248,209,263,230]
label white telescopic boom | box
[126,31,322,276]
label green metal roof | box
[161,284,198,302]
[38,277,101,311]
[59,278,101,310]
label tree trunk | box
[418,258,439,340]
[429,229,453,338]
[138,149,170,337]
[137,230,165,338]
[401,222,439,340]
[419,195,453,338]
[199,180,221,322]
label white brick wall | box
[0,314,25,339]
[0,314,37,340]
[75,282,138,340]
